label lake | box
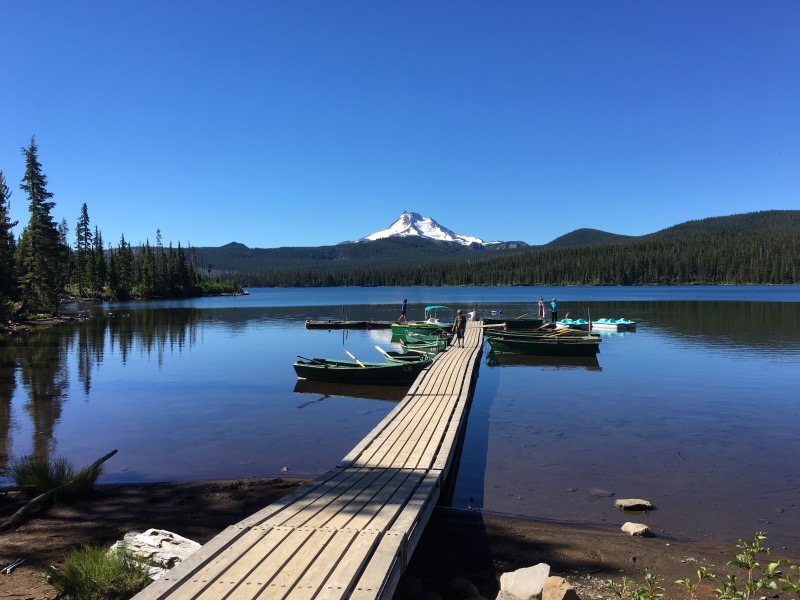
[1,286,798,549]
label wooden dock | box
[134,322,484,600]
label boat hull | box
[591,318,637,332]
[485,333,601,357]
[390,322,452,341]
[482,317,545,331]
[293,357,431,385]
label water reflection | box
[486,351,602,371]
[0,310,206,477]
[293,380,408,402]
[0,290,798,549]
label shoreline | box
[2,478,797,599]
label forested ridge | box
[199,210,800,287]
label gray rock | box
[110,528,201,580]
[621,522,655,537]
[498,563,551,600]
[614,498,653,511]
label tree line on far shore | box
[0,137,240,321]
[225,229,800,288]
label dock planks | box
[134,322,483,600]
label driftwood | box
[0,449,118,532]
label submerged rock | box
[614,498,653,511]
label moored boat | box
[293,355,432,385]
[390,305,453,340]
[482,316,545,331]
[484,329,601,357]
[555,318,590,331]
[590,317,637,332]
[402,331,451,353]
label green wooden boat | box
[293,355,432,385]
[482,316,545,331]
[390,305,453,341]
[485,329,601,357]
[402,331,450,353]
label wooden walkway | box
[134,322,484,600]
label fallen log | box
[0,449,118,532]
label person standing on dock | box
[537,296,545,320]
[398,299,408,323]
[452,309,467,347]
[550,298,559,323]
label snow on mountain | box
[358,211,490,246]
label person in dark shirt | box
[452,309,467,347]
[398,299,408,323]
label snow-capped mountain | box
[358,211,490,247]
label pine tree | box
[75,203,93,297]
[92,227,106,297]
[15,137,68,314]
[0,170,18,303]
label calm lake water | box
[1,286,799,549]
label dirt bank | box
[1,479,796,599]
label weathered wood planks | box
[133,322,483,600]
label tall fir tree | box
[15,137,69,314]
[0,170,18,303]
[75,203,93,297]
[92,226,106,297]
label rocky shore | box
[1,478,797,599]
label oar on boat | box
[297,354,325,364]
[374,345,391,359]
[345,349,366,368]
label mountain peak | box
[358,211,486,246]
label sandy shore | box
[1,478,797,599]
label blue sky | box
[2,1,797,249]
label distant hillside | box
[647,210,800,238]
[193,236,517,278]
[194,210,800,286]
[544,228,632,248]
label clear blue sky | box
[2,1,797,249]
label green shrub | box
[606,533,800,600]
[10,455,101,499]
[48,545,151,600]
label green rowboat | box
[484,329,601,357]
[390,305,453,341]
[293,355,432,386]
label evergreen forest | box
[196,211,800,288]
[0,138,240,321]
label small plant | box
[605,533,799,599]
[11,455,76,495]
[676,566,716,600]
[606,571,664,599]
[10,454,101,499]
[48,545,151,600]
